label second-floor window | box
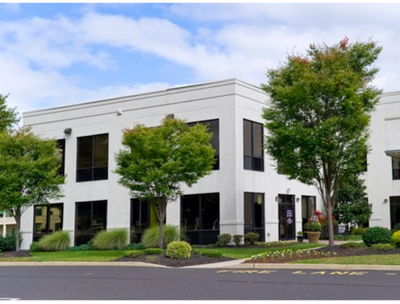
[77,134,109,182]
[243,119,264,171]
[188,119,219,170]
[56,139,65,176]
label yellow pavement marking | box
[216,270,276,274]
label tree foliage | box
[0,128,65,251]
[262,38,382,245]
[334,174,372,228]
[115,117,215,248]
[0,94,19,132]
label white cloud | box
[1,4,400,117]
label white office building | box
[20,79,324,249]
[365,91,400,230]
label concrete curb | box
[1,260,400,271]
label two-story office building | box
[20,79,323,249]
[366,91,400,230]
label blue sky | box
[1,3,400,117]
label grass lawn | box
[294,254,400,265]
[0,250,126,262]
[334,235,362,241]
[194,243,323,259]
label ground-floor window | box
[33,203,63,242]
[75,200,107,246]
[390,196,400,229]
[130,199,160,243]
[181,193,219,245]
[301,196,316,232]
[244,192,265,241]
[278,194,295,240]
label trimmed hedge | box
[124,250,145,258]
[233,235,243,246]
[166,241,192,259]
[339,242,366,249]
[66,244,94,251]
[362,227,392,247]
[244,232,260,245]
[199,250,223,258]
[392,231,400,247]
[371,243,396,251]
[217,234,231,247]
[144,248,163,255]
[125,243,145,250]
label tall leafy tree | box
[0,128,65,251]
[115,117,215,249]
[262,38,382,245]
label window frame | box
[32,203,64,242]
[243,119,264,172]
[76,134,109,182]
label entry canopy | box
[385,149,400,157]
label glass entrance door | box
[278,194,295,240]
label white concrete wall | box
[20,79,323,249]
[365,91,400,228]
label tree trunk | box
[155,196,167,249]
[327,200,335,246]
[14,209,21,252]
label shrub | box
[124,243,145,250]
[392,231,400,247]
[141,225,180,249]
[305,221,322,232]
[124,250,145,258]
[233,235,243,246]
[144,248,163,255]
[199,250,223,258]
[92,229,128,250]
[350,227,365,235]
[217,234,231,247]
[339,242,366,249]
[0,230,22,252]
[38,231,70,251]
[166,241,192,259]
[371,243,396,251]
[66,244,93,251]
[244,232,260,245]
[29,242,42,252]
[362,227,392,247]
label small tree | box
[262,38,382,246]
[0,128,65,251]
[115,117,215,249]
[334,174,372,230]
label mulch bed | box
[0,251,31,258]
[114,253,233,268]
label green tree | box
[115,117,215,249]
[0,94,19,131]
[262,38,382,245]
[0,128,65,251]
[334,174,372,230]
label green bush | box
[38,231,70,251]
[92,229,128,250]
[124,243,145,250]
[0,230,22,252]
[144,248,163,255]
[244,232,260,245]
[141,225,180,249]
[66,244,94,251]
[166,241,192,259]
[233,235,243,246]
[392,231,400,247]
[362,227,392,247]
[29,242,42,252]
[350,227,365,235]
[199,250,223,258]
[124,250,145,258]
[217,234,231,247]
[339,242,366,249]
[371,243,396,251]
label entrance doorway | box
[278,194,295,240]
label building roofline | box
[23,78,263,117]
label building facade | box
[20,79,322,249]
[365,91,400,230]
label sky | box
[1,3,400,120]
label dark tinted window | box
[33,203,63,242]
[75,200,107,246]
[243,120,264,171]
